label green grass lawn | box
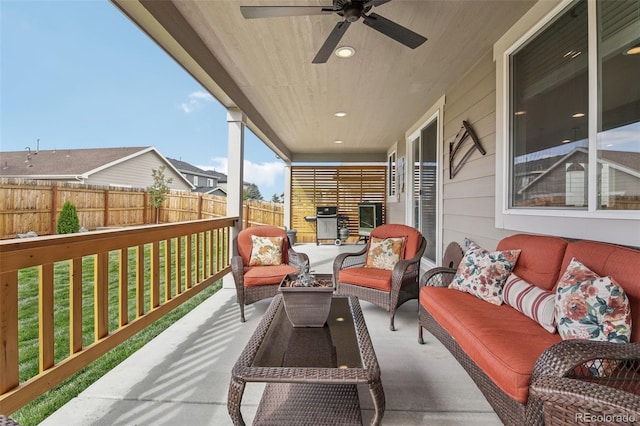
[11,240,223,426]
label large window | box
[509,0,639,211]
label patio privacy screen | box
[291,165,386,244]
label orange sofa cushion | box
[420,286,561,403]
[243,264,298,287]
[560,240,640,343]
[339,267,393,291]
[496,234,567,291]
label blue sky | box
[0,0,285,199]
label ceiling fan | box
[240,0,427,63]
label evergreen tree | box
[57,201,80,234]
[243,183,263,201]
[270,193,282,203]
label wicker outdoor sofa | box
[418,234,640,425]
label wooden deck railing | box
[0,217,237,414]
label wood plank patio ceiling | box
[113,0,535,163]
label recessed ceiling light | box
[572,112,585,118]
[334,140,344,144]
[624,42,640,55]
[335,46,355,58]
[334,111,347,117]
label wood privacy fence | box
[0,178,283,239]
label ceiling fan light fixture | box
[335,46,355,58]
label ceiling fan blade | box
[240,6,335,19]
[312,20,351,64]
[362,12,427,49]
[365,0,393,7]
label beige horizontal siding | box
[440,49,515,251]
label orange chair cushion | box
[339,267,393,291]
[243,264,298,287]
[370,224,422,259]
[420,286,561,403]
[560,240,640,343]
[237,226,289,266]
[496,234,567,291]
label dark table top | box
[253,297,362,369]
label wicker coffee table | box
[228,293,385,425]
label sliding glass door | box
[411,118,439,264]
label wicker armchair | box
[333,224,426,331]
[529,341,640,426]
[231,225,309,322]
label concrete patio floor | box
[41,243,501,426]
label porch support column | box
[224,108,246,290]
[284,164,292,228]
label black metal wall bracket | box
[449,120,486,179]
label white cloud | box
[198,157,228,174]
[180,90,214,113]
[245,160,285,189]
[198,157,285,196]
[189,91,214,100]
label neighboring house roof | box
[518,148,640,194]
[600,150,640,174]
[167,158,228,182]
[0,146,194,189]
[195,186,227,196]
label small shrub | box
[57,201,80,234]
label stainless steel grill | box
[316,206,339,245]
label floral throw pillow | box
[249,235,284,266]
[365,237,405,270]
[449,241,521,305]
[503,273,556,333]
[555,258,631,343]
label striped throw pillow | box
[503,273,556,333]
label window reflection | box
[510,0,639,210]
[511,1,588,208]
[597,1,640,210]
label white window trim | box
[494,0,640,247]
[405,95,446,268]
[387,143,398,202]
